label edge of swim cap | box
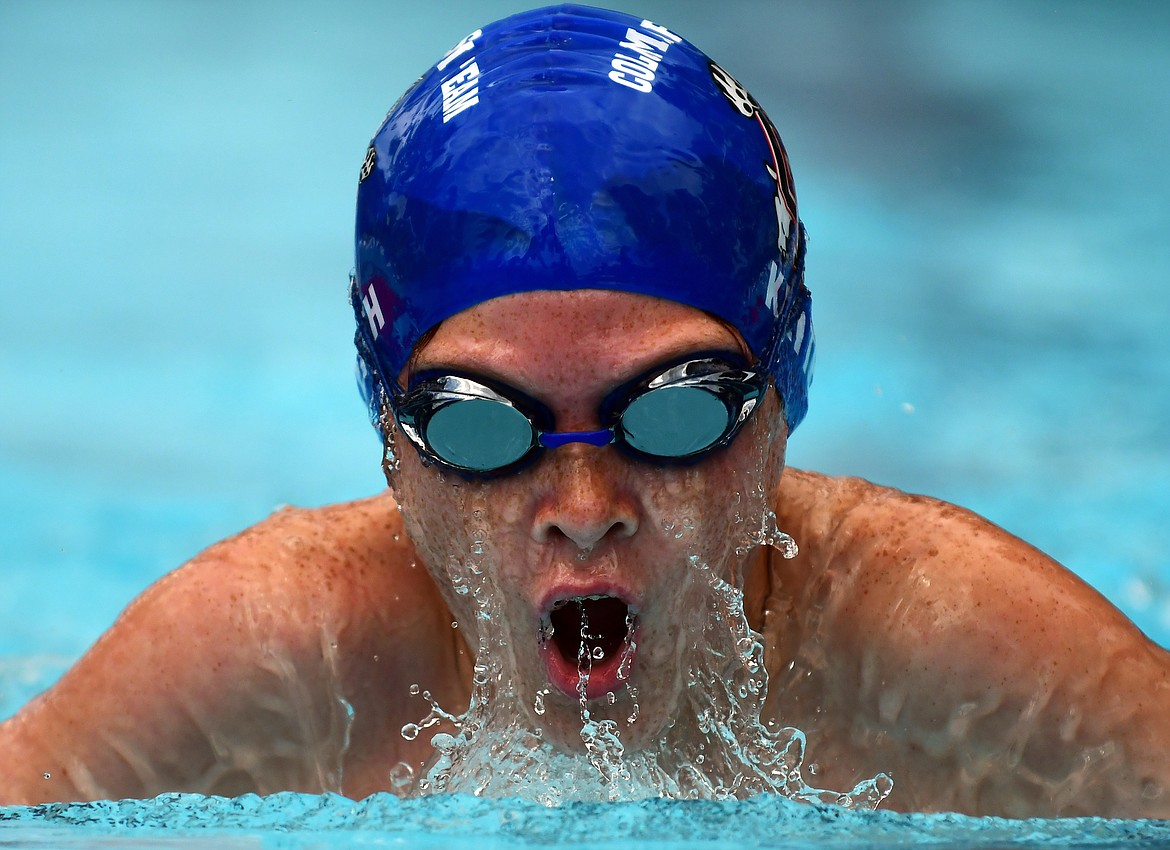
[353,4,815,438]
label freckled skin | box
[1,291,1168,817]
[388,292,780,751]
[762,472,1170,816]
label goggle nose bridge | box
[538,429,616,450]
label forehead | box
[413,290,748,387]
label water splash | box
[385,400,891,810]
[408,561,889,806]
[737,506,798,560]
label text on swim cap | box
[608,20,682,93]
[439,29,482,123]
[709,63,755,118]
[361,283,386,338]
[438,29,481,72]
[441,59,480,123]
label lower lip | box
[540,628,639,701]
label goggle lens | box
[396,357,764,476]
[425,397,534,471]
[620,385,732,458]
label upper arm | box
[776,473,1170,816]
[0,495,452,804]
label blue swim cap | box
[352,4,814,435]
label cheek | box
[644,394,787,578]
[386,435,469,575]
[385,429,530,612]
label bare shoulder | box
[769,468,1170,817]
[0,494,460,803]
[111,493,451,687]
[172,493,438,636]
[773,468,1160,659]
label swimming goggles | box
[392,354,769,477]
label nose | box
[531,448,639,550]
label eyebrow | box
[409,311,753,392]
[410,346,750,396]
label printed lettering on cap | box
[608,19,681,93]
[438,29,482,122]
[359,144,377,183]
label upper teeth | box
[550,594,611,612]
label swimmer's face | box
[385,290,787,750]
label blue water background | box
[4,792,1170,849]
[2,0,1169,845]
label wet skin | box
[2,291,1169,817]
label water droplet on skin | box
[389,761,415,791]
[42,772,51,780]
[383,443,400,473]
[393,475,892,811]
[617,645,635,680]
[774,533,799,560]
[451,620,459,629]
[409,683,420,695]
[401,723,420,741]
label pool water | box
[4,793,1170,849]
[2,0,1169,845]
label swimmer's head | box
[351,4,814,436]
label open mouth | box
[539,595,639,700]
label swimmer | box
[2,4,1168,817]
